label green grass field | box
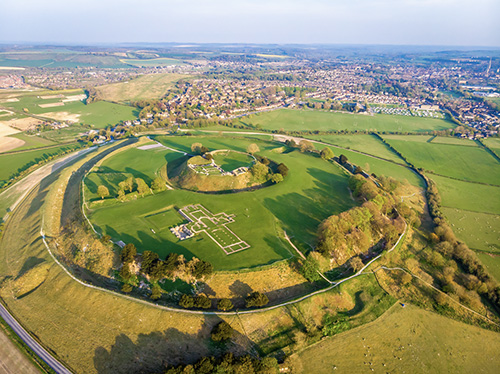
[5,133,57,151]
[306,134,404,162]
[211,150,254,172]
[290,304,500,374]
[476,252,500,282]
[442,207,499,253]
[88,136,355,270]
[0,51,130,68]
[2,90,138,128]
[120,58,184,67]
[238,109,454,133]
[0,143,82,183]
[95,73,190,102]
[484,138,500,152]
[430,136,478,146]
[383,135,500,185]
[430,175,500,215]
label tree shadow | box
[93,315,254,374]
[228,280,253,298]
[16,257,46,279]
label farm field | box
[484,137,500,152]
[442,207,499,253]
[3,133,57,152]
[290,304,500,374]
[305,134,404,162]
[0,328,40,374]
[0,143,82,184]
[1,90,138,128]
[95,73,190,102]
[120,58,184,67]
[237,109,454,133]
[382,135,500,185]
[430,136,478,146]
[430,174,500,215]
[0,51,130,68]
[87,136,355,269]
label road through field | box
[0,303,72,374]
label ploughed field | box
[85,136,355,270]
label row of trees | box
[178,291,269,311]
[96,175,167,200]
[164,353,279,374]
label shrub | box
[245,292,269,308]
[211,321,233,342]
[217,298,234,311]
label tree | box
[245,292,269,308]
[247,143,260,154]
[277,163,289,177]
[124,176,135,192]
[121,284,133,293]
[121,243,137,264]
[119,264,133,281]
[250,162,269,180]
[299,140,314,152]
[194,295,212,309]
[211,321,233,342]
[354,166,363,175]
[151,177,166,192]
[217,298,234,311]
[179,294,194,308]
[97,185,109,199]
[141,251,159,275]
[300,253,321,282]
[191,142,202,154]
[135,178,149,196]
[348,256,364,273]
[192,260,213,279]
[320,147,334,160]
[200,146,209,155]
[339,154,348,164]
[150,284,162,300]
[270,173,283,184]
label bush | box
[211,321,233,342]
[245,292,269,308]
[121,284,133,293]
[300,253,321,282]
[194,295,212,309]
[192,260,213,279]
[179,294,194,308]
[217,298,234,311]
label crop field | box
[0,51,130,68]
[484,138,500,152]
[382,135,500,185]
[4,133,56,151]
[88,136,355,269]
[290,304,500,374]
[442,207,499,253]
[1,91,138,128]
[95,73,190,102]
[237,109,454,133]
[305,134,404,162]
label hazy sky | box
[1,0,499,46]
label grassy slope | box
[383,135,500,185]
[290,304,500,374]
[95,73,190,102]
[88,136,354,270]
[238,109,453,132]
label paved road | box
[0,303,72,374]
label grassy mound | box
[12,261,51,298]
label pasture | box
[305,134,404,162]
[87,136,355,269]
[95,73,190,103]
[120,58,184,67]
[238,109,453,133]
[0,51,130,68]
[442,207,499,253]
[382,135,500,185]
[476,252,500,282]
[290,304,500,374]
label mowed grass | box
[88,136,355,269]
[382,135,500,185]
[430,136,478,146]
[442,207,500,253]
[84,146,179,200]
[238,109,453,133]
[95,73,190,102]
[290,304,500,374]
[305,134,404,162]
[212,150,254,171]
[2,91,138,128]
[0,143,82,183]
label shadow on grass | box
[93,315,254,374]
